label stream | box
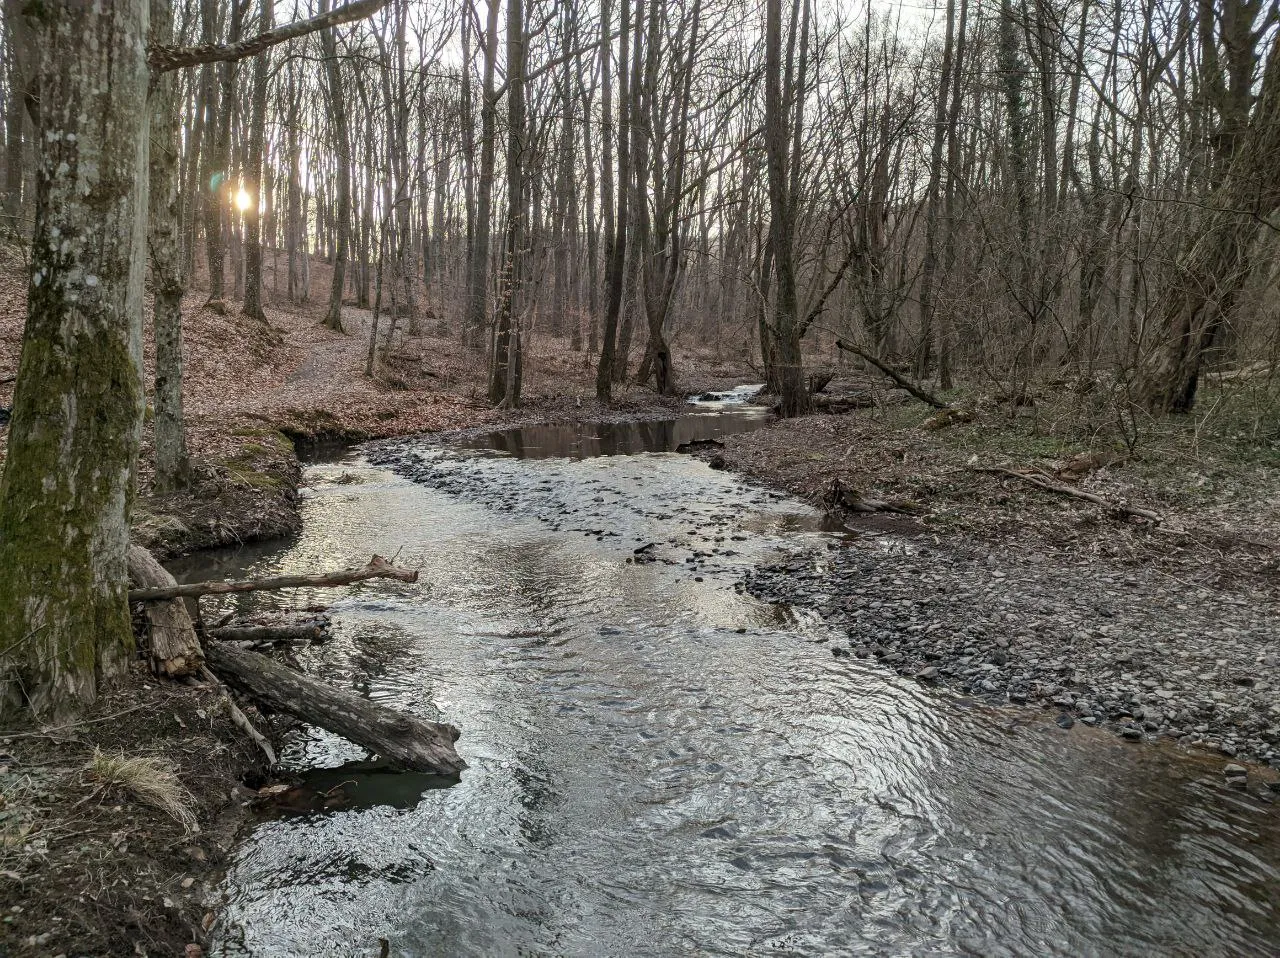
[183,394,1280,957]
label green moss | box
[0,293,141,719]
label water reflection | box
[199,419,1280,958]
[454,407,771,459]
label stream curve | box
[186,400,1280,957]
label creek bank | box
[0,672,264,957]
[745,538,1280,774]
[716,384,1280,589]
[132,392,711,562]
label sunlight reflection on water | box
[185,415,1280,958]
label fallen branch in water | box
[207,623,327,645]
[129,555,418,603]
[204,641,465,775]
[973,466,1163,524]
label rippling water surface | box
[187,401,1280,957]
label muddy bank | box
[0,672,265,957]
[134,427,302,561]
[746,538,1280,773]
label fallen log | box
[834,340,950,409]
[974,466,1163,524]
[203,641,466,776]
[128,545,204,679]
[822,478,922,516]
[207,624,327,644]
[129,554,418,603]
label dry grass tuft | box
[85,750,196,832]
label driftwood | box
[835,340,949,409]
[975,466,1163,524]
[207,623,327,644]
[204,641,466,775]
[129,554,418,603]
[822,478,921,516]
[128,545,204,679]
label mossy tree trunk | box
[0,0,150,720]
[149,0,192,493]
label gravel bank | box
[746,534,1280,770]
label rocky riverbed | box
[746,533,1280,772]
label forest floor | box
[0,671,265,957]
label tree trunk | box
[204,0,243,304]
[763,0,809,417]
[0,0,150,720]
[127,545,203,680]
[1141,11,1280,412]
[466,0,500,352]
[596,0,632,403]
[241,0,273,322]
[320,0,350,332]
[149,0,192,493]
[488,0,525,407]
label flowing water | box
[186,395,1280,958]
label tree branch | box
[149,0,390,73]
[129,555,417,603]
[834,340,950,409]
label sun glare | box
[234,187,252,212]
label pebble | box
[743,537,1280,768]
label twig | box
[199,667,276,767]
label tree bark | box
[204,641,465,775]
[149,0,192,494]
[465,0,500,352]
[320,0,350,332]
[0,0,150,720]
[595,0,632,403]
[127,545,204,679]
[763,0,810,417]
[241,0,273,323]
[488,0,526,407]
